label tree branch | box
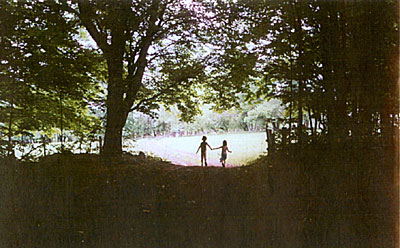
[125,36,141,82]
[77,1,110,54]
[130,91,164,112]
[123,0,161,110]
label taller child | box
[196,136,213,167]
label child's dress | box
[220,145,228,162]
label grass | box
[0,142,396,247]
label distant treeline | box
[123,99,284,139]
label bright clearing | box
[129,132,267,167]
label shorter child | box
[213,140,232,168]
[196,136,212,167]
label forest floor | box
[0,147,396,248]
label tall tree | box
[55,0,208,155]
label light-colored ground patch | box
[128,132,267,167]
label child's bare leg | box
[202,152,207,167]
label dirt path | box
[164,150,236,167]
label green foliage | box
[46,0,222,153]
[200,1,262,110]
[0,0,103,158]
[141,45,207,121]
[1,0,397,156]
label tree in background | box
[122,98,284,139]
[244,99,284,132]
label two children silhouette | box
[196,136,232,167]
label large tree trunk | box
[103,107,128,156]
[77,1,158,156]
[102,57,128,156]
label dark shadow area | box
[0,142,396,247]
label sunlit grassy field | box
[128,132,267,166]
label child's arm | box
[227,147,232,153]
[207,143,213,150]
[196,145,201,154]
[214,146,222,150]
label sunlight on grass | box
[128,132,267,167]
